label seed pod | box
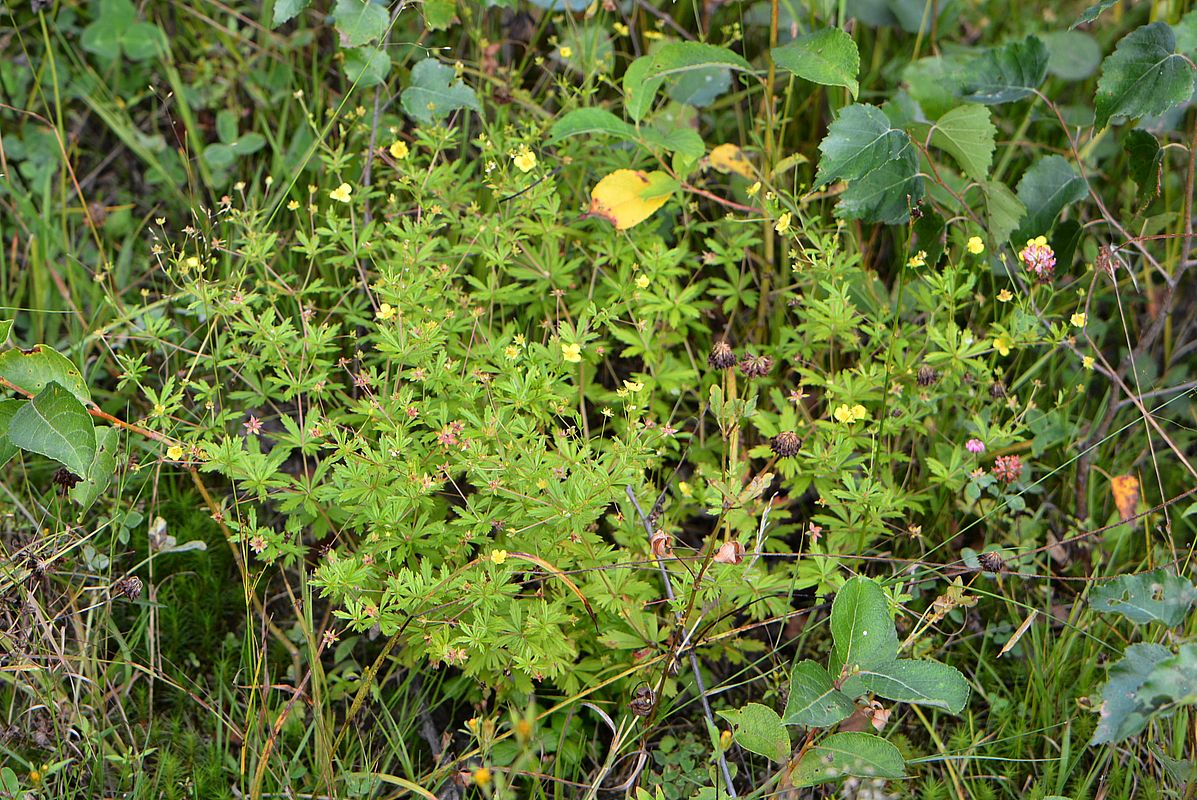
[917,366,939,387]
[649,531,673,558]
[738,353,773,378]
[114,576,143,600]
[629,684,655,717]
[770,431,800,458]
[52,468,81,494]
[708,340,737,369]
[977,551,1005,573]
[989,381,1007,399]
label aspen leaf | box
[588,170,675,230]
[709,144,754,178]
[1111,474,1140,522]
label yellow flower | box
[473,767,492,787]
[997,289,1014,302]
[993,334,1013,357]
[504,345,520,359]
[967,236,985,255]
[850,404,868,421]
[489,550,508,565]
[746,181,761,196]
[513,147,537,173]
[1070,312,1087,327]
[774,212,792,234]
[329,183,352,203]
[1082,355,1096,370]
[561,342,582,363]
[635,274,650,289]
[678,481,692,497]
[559,46,573,59]
[513,334,526,346]
[623,380,644,393]
[833,404,854,423]
[1027,235,1048,248]
[376,303,396,321]
[166,444,184,461]
[907,250,927,268]
[389,140,409,159]
[287,200,300,211]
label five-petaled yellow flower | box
[1070,312,1087,327]
[966,236,985,255]
[832,403,868,423]
[635,274,650,289]
[993,334,1013,357]
[376,303,396,321]
[997,289,1014,302]
[774,212,792,234]
[329,183,353,203]
[907,250,927,268]
[389,140,409,159]
[1082,355,1096,370]
[513,147,537,173]
[489,550,507,565]
[166,444,184,461]
[559,46,573,59]
[561,342,582,363]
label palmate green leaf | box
[548,109,636,144]
[830,576,899,675]
[930,104,996,182]
[401,59,481,125]
[1091,568,1197,627]
[333,0,389,47]
[1013,155,1088,244]
[715,703,790,762]
[783,660,855,727]
[0,345,91,405]
[71,426,120,511]
[772,28,860,99]
[7,382,96,477]
[961,36,1048,104]
[842,658,971,713]
[1091,642,1171,744]
[792,732,905,787]
[1095,23,1196,130]
[0,399,23,468]
[1125,129,1163,209]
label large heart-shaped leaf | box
[830,576,899,675]
[962,36,1048,104]
[772,28,860,99]
[71,426,120,511]
[1091,569,1197,628]
[0,345,92,405]
[7,382,96,477]
[1091,643,1173,744]
[1095,22,1196,129]
[1013,155,1088,244]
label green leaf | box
[7,382,96,477]
[71,426,120,511]
[1013,155,1088,244]
[1094,23,1196,130]
[230,133,266,157]
[0,399,23,468]
[1052,219,1084,274]
[842,658,971,713]
[344,46,392,87]
[930,104,996,182]
[1141,644,1197,705]
[830,576,899,675]
[333,0,390,47]
[783,660,855,727]
[1042,31,1103,81]
[0,345,91,405]
[423,0,456,30]
[715,704,790,762]
[911,208,946,268]
[666,66,732,108]
[1071,0,1120,29]
[792,732,906,787]
[1091,568,1197,627]
[272,0,311,26]
[122,21,167,61]
[772,28,861,99]
[903,56,967,120]
[815,104,909,186]
[1125,129,1163,209]
[962,36,1048,104]
[0,320,11,343]
[1177,10,1197,55]
[642,127,705,160]
[203,143,236,171]
[981,179,1026,245]
[623,43,753,121]
[547,109,636,144]
[401,59,481,125]
[1091,643,1171,744]
[622,56,661,122]
[837,145,923,225]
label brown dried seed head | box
[989,381,1007,399]
[649,531,673,558]
[977,551,1005,573]
[917,366,939,387]
[708,340,737,369]
[738,353,774,378]
[770,431,801,458]
[114,576,143,600]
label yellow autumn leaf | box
[1111,474,1140,522]
[709,143,754,179]
[589,169,674,230]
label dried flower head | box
[649,531,673,558]
[977,551,1006,573]
[713,540,745,564]
[114,576,143,601]
[708,340,737,369]
[771,431,801,458]
[917,366,939,387]
[989,381,1007,399]
[738,353,774,378]
[992,454,1022,483]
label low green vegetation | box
[2,0,1196,798]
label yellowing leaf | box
[589,170,674,230]
[709,143,754,179]
[1111,475,1140,522]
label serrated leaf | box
[334,0,389,47]
[0,399,23,468]
[981,179,1026,244]
[930,104,996,182]
[842,658,971,713]
[641,127,704,160]
[422,0,455,30]
[272,0,311,26]
[7,382,96,477]
[1125,129,1163,209]
[831,576,899,675]
[792,732,906,787]
[0,345,91,405]
[903,56,968,120]
[622,56,661,122]
[837,145,923,224]
[623,43,753,121]
[344,46,391,87]
[783,660,855,727]
[401,59,481,125]
[772,28,860,99]
[71,426,119,511]
[715,704,790,762]
[1013,155,1088,243]
[1071,0,1120,29]
[548,109,636,143]
[1091,568,1197,627]
[588,170,674,230]
[911,208,945,268]
[1091,642,1171,744]
[815,104,909,186]
[1095,23,1196,130]
[962,36,1048,104]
